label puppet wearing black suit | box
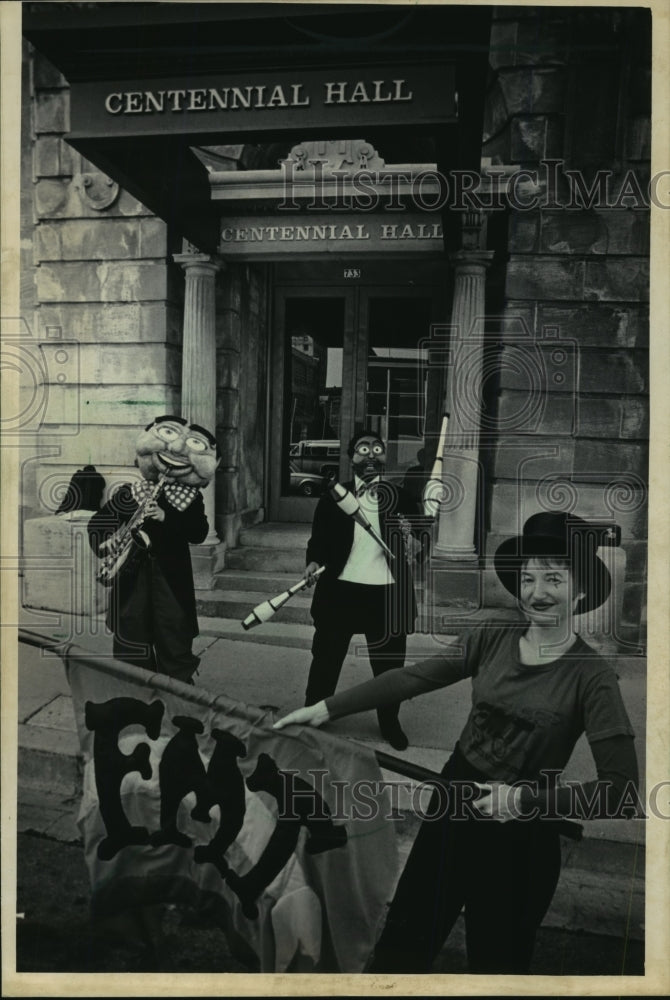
[303,431,420,750]
[88,416,219,683]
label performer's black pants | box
[367,747,563,974]
[111,559,200,684]
[305,581,407,732]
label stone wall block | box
[510,115,548,161]
[499,303,536,340]
[33,137,61,179]
[624,541,647,582]
[498,68,565,116]
[32,136,74,178]
[33,52,68,89]
[482,79,509,142]
[488,481,648,539]
[42,384,178,427]
[482,121,512,165]
[34,91,69,134]
[579,351,648,396]
[488,20,519,70]
[34,427,155,467]
[594,210,650,256]
[505,257,584,300]
[493,439,575,481]
[35,219,165,262]
[497,343,577,395]
[621,398,649,439]
[35,261,168,303]
[621,582,646,630]
[577,399,625,440]
[35,179,151,220]
[514,19,569,65]
[218,429,239,470]
[35,179,69,218]
[34,223,61,264]
[540,212,607,255]
[218,470,239,515]
[507,213,540,253]
[583,259,649,302]
[536,303,648,348]
[216,388,240,428]
[68,343,174,385]
[572,439,648,479]
[36,302,173,344]
[139,218,169,258]
[495,390,576,435]
[216,350,241,390]
[79,385,179,427]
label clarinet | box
[96,475,167,586]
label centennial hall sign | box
[69,64,456,138]
[218,213,444,259]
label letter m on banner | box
[63,651,397,972]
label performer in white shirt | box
[302,430,421,750]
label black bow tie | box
[355,481,379,498]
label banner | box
[64,652,398,973]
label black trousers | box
[305,581,407,731]
[111,558,200,684]
[367,749,563,974]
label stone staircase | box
[195,521,478,649]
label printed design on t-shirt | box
[465,700,563,776]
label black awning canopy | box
[24,3,493,253]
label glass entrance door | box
[269,288,356,521]
[269,282,443,521]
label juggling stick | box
[329,481,395,560]
[422,412,450,518]
[241,566,326,630]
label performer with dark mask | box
[302,430,421,751]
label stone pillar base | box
[428,555,484,611]
[23,513,109,616]
[191,541,226,591]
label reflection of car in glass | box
[289,440,340,478]
[289,471,328,497]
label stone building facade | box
[20,4,649,650]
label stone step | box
[214,569,311,592]
[225,545,306,574]
[197,589,313,625]
[196,587,464,631]
[238,523,311,549]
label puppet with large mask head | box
[88,415,220,683]
[135,415,219,490]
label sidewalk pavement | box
[16,610,646,949]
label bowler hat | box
[494,511,613,614]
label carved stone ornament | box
[73,156,120,211]
[285,139,386,173]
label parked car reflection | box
[289,470,329,497]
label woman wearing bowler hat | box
[274,511,639,974]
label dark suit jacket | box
[88,484,208,637]
[306,479,420,634]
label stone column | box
[433,246,494,560]
[173,248,222,551]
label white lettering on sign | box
[343,268,362,279]
[220,223,373,243]
[104,79,413,115]
[219,220,443,247]
[324,79,413,105]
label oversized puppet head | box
[347,429,386,483]
[135,415,220,488]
